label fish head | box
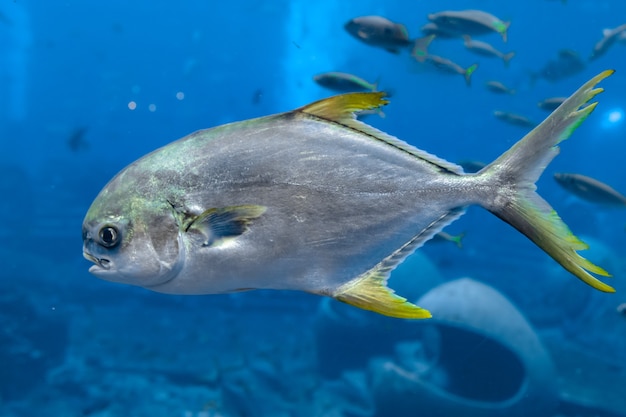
[82,177,183,288]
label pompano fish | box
[589,23,626,61]
[537,97,567,112]
[493,110,536,128]
[485,81,515,95]
[344,16,411,54]
[554,172,626,207]
[313,72,378,93]
[463,35,515,67]
[82,70,615,319]
[416,54,478,86]
[428,10,510,42]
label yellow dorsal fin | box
[300,92,389,122]
[296,92,464,175]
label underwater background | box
[1,0,626,416]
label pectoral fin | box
[184,205,266,247]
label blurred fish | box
[554,173,626,207]
[618,30,626,44]
[67,127,89,152]
[420,22,460,39]
[314,72,377,93]
[431,231,465,248]
[428,9,510,42]
[537,97,567,112]
[589,23,626,61]
[531,49,585,83]
[411,34,436,63]
[485,80,515,95]
[416,54,479,86]
[251,89,263,105]
[344,16,411,54]
[458,160,487,173]
[82,71,615,320]
[493,110,536,128]
[617,303,626,316]
[463,35,515,67]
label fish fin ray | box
[479,70,615,292]
[185,205,266,247]
[297,93,464,175]
[333,208,466,318]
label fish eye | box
[99,225,120,248]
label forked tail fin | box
[477,70,615,292]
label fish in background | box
[554,173,626,207]
[462,35,515,67]
[82,71,615,319]
[313,72,378,93]
[485,80,516,95]
[537,97,567,112]
[589,23,626,61]
[0,3,32,122]
[493,110,536,128]
[410,34,436,63]
[412,48,479,86]
[458,160,487,173]
[427,9,510,42]
[431,231,465,248]
[531,49,586,84]
[67,127,89,152]
[420,22,460,39]
[344,16,411,54]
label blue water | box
[1,1,626,416]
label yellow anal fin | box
[334,271,432,319]
[332,208,466,319]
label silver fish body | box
[83,72,616,319]
[83,113,468,295]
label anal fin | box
[333,208,466,319]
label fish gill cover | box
[1,0,626,416]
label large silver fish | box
[82,71,615,319]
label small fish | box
[82,71,615,319]
[589,23,626,61]
[428,9,510,42]
[67,127,89,152]
[416,54,479,86]
[485,80,515,95]
[344,16,411,54]
[537,97,567,112]
[554,173,626,207]
[463,35,515,67]
[313,72,378,93]
[420,22,460,39]
[431,231,465,248]
[493,111,536,128]
[458,160,487,173]
[531,49,585,84]
[617,303,626,316]
[251,89,263,105]
[411,34,436,63]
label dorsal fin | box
[296,92,463,175]
[300,91,389,122]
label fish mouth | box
[83,251,111,271]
